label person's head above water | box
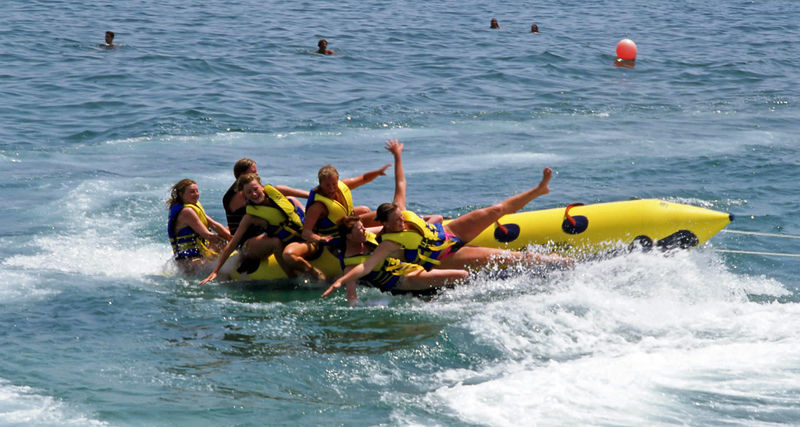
[490,18,500,29]
[530,24,539,33]
[316,39,334,55]
[105,31,115,45]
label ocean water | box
[2,0,799,425]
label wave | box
[0,378,106,426]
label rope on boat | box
[716,230,800,258]
[714,249,800,258]
[722,229,800,239]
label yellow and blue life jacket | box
[245,184,305,244]
[379,210,463,271]
[306,180,353,244]
[168,202,217,260]
[339,231,423,291]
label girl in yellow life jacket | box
[281,159,391,281]
[329,215,469,305]
[167,179,232,275]
[323,139,572,300]
[200,173,308,285]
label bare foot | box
[533,167,552,197]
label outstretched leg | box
[394,269,469,291]
[444,167,552,244]
[437,245,573,270]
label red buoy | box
[616,39,637,61]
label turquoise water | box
[2,0,800,425]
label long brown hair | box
[375,203,397,223]
[166,179,196,208]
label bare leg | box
[353,205,371,216]
[242,234,283,260]
[282,242,326,280]
[437,245,572,270]
[394,269,469,291]
[239,234,286,275]
[444,167,552,244]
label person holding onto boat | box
[281,160,390,280]
[223,158,308,235]
[167,179,232,274]
[221,158,309,273]
[322,145,571,299]
[324,140,470,304]
[199,173,309,285]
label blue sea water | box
[2,0,800,425]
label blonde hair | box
[167,179,196,207]
[317,165,339,183]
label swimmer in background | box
[167,179,232,275]
[102,31,118,48]
[531,24,539,33]
[490,18,501,29]
[316,39,335,55]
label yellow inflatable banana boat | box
[229,199,733,281]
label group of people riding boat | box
[167,139,569,304]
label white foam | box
[0,379,106,426]
[389,250,797,425]
[0,270,60,302]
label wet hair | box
[106,31,114,38]
[375,203,398,223]
[318,39,327,48]
[233,158,256,178]
[167,178,196,207]
[337,216,361,240]
[235,172,261,192]
[336,216,368,252]
[317,165,339,183]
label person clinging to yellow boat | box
[280,160,391,280]
[199,174,308,285]
[325,139,470,304]
[322,140,572,299]
[167,179,232,275]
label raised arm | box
[274,185,310,199]
[384,139,406,211]
[341,164,390,190]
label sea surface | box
[2,0,800,425]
